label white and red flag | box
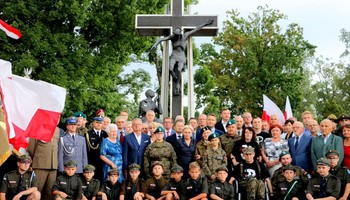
[0,19,22,39]
[284,96,293,120]
[261,94,285,126]
[0,59,66,150]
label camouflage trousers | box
[239,178,265,200]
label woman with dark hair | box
[343,124,350,168]
[231,127,262,164]
[262,124,289,177]
[281,119,294,140]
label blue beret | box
[65,116,77,124]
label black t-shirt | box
[233,161,270,180]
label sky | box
[129,0,350,100]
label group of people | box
[1,108,350,200]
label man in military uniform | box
[120,163,145,200]
[219,119,240,156]
[0,155,40,200]
[232,146,272,200]
[74,111,88,136]
[142,161,168,200]
[27,127,59,200]
[161,165,185,200]
[209,165,235,200]
[58,117,88,174]
[203,132,227,181]
[52,160,83,200]
[86,116,107,181]
[326,150,350,200]
[98,169,122,200]
[275,164,304,200]
[182,162,208,200]
[306,158,341,200]
[271,151,310,191]
[81,165,100,200]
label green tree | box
[195,6,316,116]
[0,0,169,120]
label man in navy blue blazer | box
[288,121,312,172]
[166,120,184,149]
[123,118,150,177]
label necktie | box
[72,135,75,141]
[178,135,182,139]
[120,131,124,145]
[131,182,136,198]
[17,174,23,193]
[166,131,170,137]
[320,177,327,197]
[295,136,299,150]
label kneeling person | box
[0,155,40,200]
[161,165,185,200]
[142,161,168,200]
[275,165,304,200]
[209,166,235,200]
[81,165,100,200]
[98,169,122,200]
[52,160,83,200]
[182,162,208,200]
[120,163,145,200]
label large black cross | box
[136,0,218,118]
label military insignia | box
[215,187,221,190]
[127,187,131,189]
[9,181,16,183]
[106,187,110,190]
[187,186,193,189]
[150,183,156,186]
[171,187,177,190]
[82,186,87,189]
[60,182,67,184]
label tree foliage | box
[195,6,316,116]
[0,0,169,120]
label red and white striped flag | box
[0,19,22,39]
[261,94,285,126]
[284,96,293,120]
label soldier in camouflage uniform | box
[306,158,341,200]
[203,132,227,181]
[142,161,168,200]
[271,151,310,192]
[74,111,88,136]
[81,165,100,200]
[219,119,241,156]
[143,126,177,179]
[326,150,350,200]
[195,126,212,167]
[0,155,41,200]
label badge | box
[127,187,131,189]
[215,187,221,190]
[9,181,16,184]
[150,183,156,186]
[82,186,87,189]
[187,186,193,189]
[60,182,67,185]
[171,187,177,190]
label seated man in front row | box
[0,155,41,200]
[231,146,273,200]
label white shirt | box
[134,133,142,145]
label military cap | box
[326,150,339,157]
[151,161,163,168]
[128,163,141,171]
[74,111,86,118]
[226,119,236,127]
[283,164,296,172]
[317,157,330,166]
[279,151,291,161]
[335,114,350,123]
[215,165,228,173]
[208,132,220,141]
[64,160,77,167]
[65,116,78,124]
[202,126,211,132]
[242,146,255,154]
[108,168,120,175]
[327,114,337,121]
[171,165,184,173]
[93,116,104,122]
[154,126,165,134]
[17,154,32,163]
[84,164,96,172]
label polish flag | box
[0,19,22,39]
[284,96,293,120]
[261,94,285,126]
[0,60,66,150]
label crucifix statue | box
[149,19,214,96]
[136,0,218,118]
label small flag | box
[0,19,22,39]
[261,95,285,126]
[284,96,293,120]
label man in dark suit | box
[288,121,312,172]
[163,117,176,138]
[215,108,231,133]
[311,119,344,170]
[166,120,184,149]
[123,118,150,178]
